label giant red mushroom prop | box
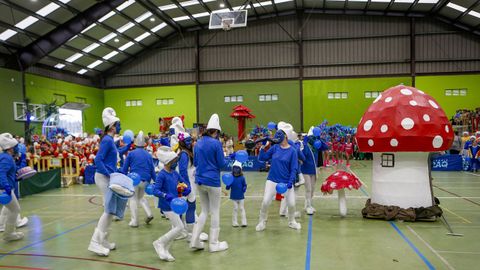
[230,105,255,141]
[321,171,362,217]
[356,85,453,209]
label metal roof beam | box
[170,0,203,27]
[224,0,234,11]
[198,0,212,13]
[137,0,183,31]
[452,0,480,24]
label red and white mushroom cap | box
[356,85,453,152]
[321,171,362,194]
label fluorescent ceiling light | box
[103,51,119,60]
[117,0,135,11]
[159,4,177,10]
[193,12,210,18]
[81,23,96,33]
[0,29,17,41]
[100,32,117,43]
[99,11,115,22]
[83,43,100,53]
[469,10,480,18]
[87,60,103,69]
[446,3,467,12]
[16,16,39,30]
[118,22,134,33]
[173,16,190,22]
[417,0,439,3]
[181,0,200,7]
[119,41,134,51]
[253,1,272,8]
[135,32,151,42]
[274,0,293,3]
[36,3,60,17]
[60,0,72,3]
[54,63,66,69]
[136,12,153,23]
[66,53,83,63]
[371,0,390,2]
[394,0,415,3]
[348,0,368,2]
[151,22,167,32]
[77,69,88,75]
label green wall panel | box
[25,74,104,134]
[415,74,480,120]
[199,81,301,136]
[104,85,197,134]
[0,68,24,135]
[303,77,412,129]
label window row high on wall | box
[125,98,175,107]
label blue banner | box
[222,156,266,171]
[431,154,463,171]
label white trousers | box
[232,200,246,225]
[160,211,184,243]
[129,181,153,223]
[0,190,20,227]
[94,173,112,233]
[195,185,221,230]
[304,174,317,208]
[260,180,296,222]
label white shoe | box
[3,231,24,242]
[232,222,239,227]
[288,221,302,230]
[153,239,170,261]
[103,232,116,250]
[189,224,205,250]
[0,224,4,232]
[128,220,139,228]
[295,174,305,187]
[17,217,28,228]
[175,229,188,240]
[199,232,209,241]
[255,221,266,232]
[295,211,301,218]
[305,206,314,215]
[209,228,228,253]
[88,229,110,256]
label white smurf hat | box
[135,131,145,147]
[102,107,120,128]
[207,114,221,131]
[156,146,178,165]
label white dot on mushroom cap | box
[423,114,430,122]
[390,139,399,147]
[342,175,348,180]
[445,125,449,133]
[363,120,373,131]
[401,118,415,130]
[428,100,439,109]
[417,89,425,94]
[409,100,417,106]
[400,89,413,95]
[432,135,443,148]
[380,124,388,133]
[373,94,382,103]
[368,139,374,146]
[385,97,393,103]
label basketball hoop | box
[222,18,233,31]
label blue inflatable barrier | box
[431,154,463,171]
[222,156,266,171]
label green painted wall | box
[199,81,301,136]
[303,77,412,129]
[25,74,104,134]
[0,68,24,135]
[104,85,197,134]
[416,74,480,119]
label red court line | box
[434,185,480,207]
[0,266,48,270]
[88,196,102,206]
[0,253,161,270]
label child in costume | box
[226,161,247,227]
[122,131,156,227]
[153,146,191,262]
[344,136,354,167]
[468,139,480,172]
[302,127,318,215]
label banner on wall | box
[222,156,266,171]
[431,154,463,171]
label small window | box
[460,89,467,96]
[381,153,395,167]
[126,100,131,107]
[265,95,271,101]
[137,100,142,106]
[372,92,379,98]
[231,96,237,102]
[224,96,231,102]
[445,90,452,96]
[334,93,341,99]
[272,94,278,101]
[365,92,372,98]
[168,99,174,104]
[162,99,168,105]
[237,96,243,102]
[131,100,137,106]
[76,97,86,104]
[341,92,348,99]
[327,93,334,99]
[259,95,265,101]
[53,94,66,104]
[452,89,459,96]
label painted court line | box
[389,222,436,270]
[0,219,97,259]
[433,185,480,207]
[406,225,455,270]
[442,207,472,224]
[305,215,313,270]
[0,266,48,270]
[436,250,480,255]
[464,172,480,177]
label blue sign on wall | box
[431,154,463,171]
[222,156,266,171]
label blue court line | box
[0,219,97,260]
[360,186,369,197]
[389,221,436,270]
[305,215,313,270]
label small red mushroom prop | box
[356,85,453,209]
[321,171,362,217]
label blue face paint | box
[184,137,192,149]
[170,160,178,170]
[272,130,285,144]
[13,145,19,156]
[232,166,242,177]
[115,122,121,134]
[169,128,176,136]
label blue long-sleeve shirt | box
[153,169,184,211]
[95,135,118,177]
[0,153,16,190]
[121,148,156,183]
[229,175,247,200]
[194,136,225,187]
[258,144,298,184]
[178,151,192,186]
[301,144,317,175]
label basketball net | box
[222,18,233,31]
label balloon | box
[313,140,323,150]
[222,173,234,186]
[145,183,154,195]
[276,183,288,194]
[170,198,188,215]
[235,150,248,163]
[0,192,12,205]
[128,172,141,186]
[267,122,276,130]
[313,127,321,137]
[123,130,134,144]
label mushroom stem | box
[338,189,347,217]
